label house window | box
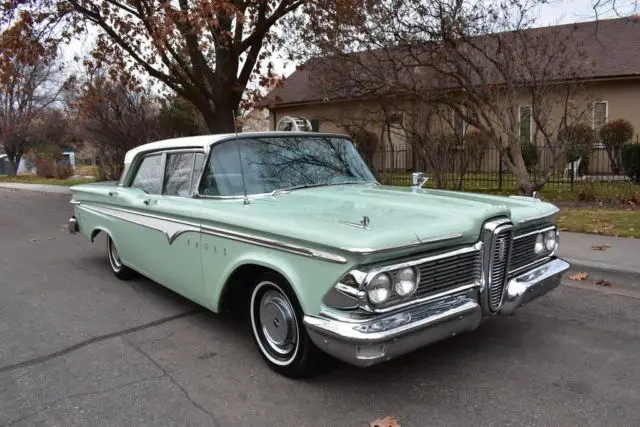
[453,109,466,140]
[593,101,608,131]
[592,101,608,147]
[519,105,532,143]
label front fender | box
[213,246,355,315]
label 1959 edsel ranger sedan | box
[68,131,570,377]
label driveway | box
[1,189,639,427]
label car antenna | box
[232,110,250,205]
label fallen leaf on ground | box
[559,227,569,231]
[569,272,589,281]
[369,416,400,427]
[29,237,39,242]
[590,243,611,251]
[595,279,611,286]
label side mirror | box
[411,172,428,189]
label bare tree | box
[6,0,308,133]
[0,40,63,175]
[67,70,166,180]
[294,0,597,194]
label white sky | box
[64,0,637,83]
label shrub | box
[558,123,594,175]
[56,164,74,179]
[622,144,640,183]
[34,159,57,178]
[600,119,634,173]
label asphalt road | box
[1,189,639,427]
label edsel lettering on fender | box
[68,131,569,378]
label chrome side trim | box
[342,232,463,255]
[70,199,81,205]
[514,225,556,240]
[509,195,538,201]
[365,241,482,277]
[79,203,199,244]
[76,201,348,263]
[200,225,347,264]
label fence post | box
[498,151,503,191]
[570,159,575,191]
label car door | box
[131,150,208,304]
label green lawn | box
[555,208,640,238]
[0,175,96,186]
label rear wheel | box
[249,273,322,378]
[107,236,135,280]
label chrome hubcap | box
[259,290,297,355]
[109,239,122,269]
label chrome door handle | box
[108,191,118,197]
[143,199,157,206]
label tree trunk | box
[201,103,236,134]
[5,148,23,177]
[507,142,536,195]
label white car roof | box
[123,131,347,164]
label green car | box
[68,132,569,377]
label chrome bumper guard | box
[68,216,78,234]
[304,258,569,367]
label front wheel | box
[249,274,322,377]
[107,235,136,280]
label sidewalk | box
[0,183,71,194]
[558,232,640,275]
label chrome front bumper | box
[304,258,570,367]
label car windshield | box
[199,135,376,196]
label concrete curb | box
[0,183,70,195]
[563,256,640,276]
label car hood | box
[199,184,559,261]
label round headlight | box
[367,273,392,305]
[395,267,418,297]
[544,230,557,251]
[534,233,545,254]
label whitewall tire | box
[249,273,321,377]
[107,236,135,280]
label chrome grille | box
[510,233,539,271]
[414,249,482,299]
[488,226,513,311]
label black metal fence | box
[366,144,638,193]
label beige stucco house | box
[262,17,640,177]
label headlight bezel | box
[366,273,393,305]
[544,229,558,252]
[394,266,420,298]
[364,266,420,308]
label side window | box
[131,154,163,194]
[164,152,196,196]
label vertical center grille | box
[488,225,513,311]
